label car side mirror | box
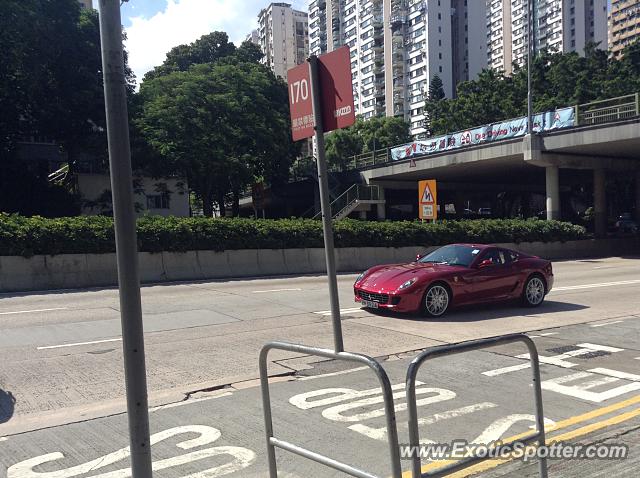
[477,259,493,268]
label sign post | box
[98,1,152,477]
[418,179,437,222]
[287,47,355,353]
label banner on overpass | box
[391,107,575,161]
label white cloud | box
[124,0,264,84]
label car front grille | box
[358,290,389,304]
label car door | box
[461,248,515,301]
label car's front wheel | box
[522,274,546,307]
[422,283,450,317]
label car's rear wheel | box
[422,283,450,317]
[522,274,546,307]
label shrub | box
[0,214,588,257]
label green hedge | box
[0,214,588,257]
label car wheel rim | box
[426,285,449,316]
[526,277,545,305]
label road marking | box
[7,425,256,478]
[251,288,302,293]
[0,307,68,316]
[313,307,366,315]
[37,338,122,350]
[403,394,640,477]
[590,320,624,327]
[551,279,640,292]
[482,343,624,376]
[298,366,369,381]
[528,332,557,338]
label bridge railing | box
[575,93,639,125]
[341,92,639,173]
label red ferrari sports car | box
[354,244,553,317]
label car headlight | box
[398,278,417,290]
[355,272,366,284]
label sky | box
[115,0,309,85]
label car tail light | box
[544,263,553,275]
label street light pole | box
[527,0,534,134]
[98,1,153,477]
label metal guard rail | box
[260,341,402,478]
[312,184,380,219]
[405,333,548,478]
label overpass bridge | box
[332,94,640,236]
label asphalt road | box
[1,256,640,477]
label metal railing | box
[260,341,402,478]
[405,334,548,478]
[575,93,639,125]
[313,183,380,219]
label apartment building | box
[258,3,309,79]
[487,0,608,75]
[78,0,92,8]
[245,29,260,45]
[308,0,486,138]
[609,0,640,58]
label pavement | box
[1,255,639,477]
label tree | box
[0,0,133,216]
[143,31,238,82]
[423,40,640,136]
[427,75,445,102]
[138,62,296,217]
[325,117,412,169]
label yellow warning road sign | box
[418,179,437,220]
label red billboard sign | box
[317,46,356,132]
[287,63,315,141]
[287,46,355,141]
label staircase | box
[313,184,385,220]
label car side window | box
[482,249,505,265]
[504,250,519,263]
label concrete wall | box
[1,238,638,293]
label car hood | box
[358,263,464,292]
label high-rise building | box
[246,29,260,45]
[487,0,608,75]
[308,0,487,138]
[257,3,309,79]
[609,0,640,58]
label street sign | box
[287,46,355,141]
[418,179,437,221]
[317,46,356,133]
[287,63,315,141]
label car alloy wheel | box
[424,284,450,317]
[524,276,545,307]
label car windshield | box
[418,245,478,267]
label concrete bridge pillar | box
[636,170,640,223]
[376,186,386,220]
[594,169,607,237]
[545,165,560,221]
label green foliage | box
[136,32,297,217]
[425,41,640,135]
[0,215,587,257]
[325,117,412,168]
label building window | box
[147,193,170,210]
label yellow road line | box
[401,394,640,477]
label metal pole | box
[98,2,153,477]
[527,0,534,134]
[308,56,344,353]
